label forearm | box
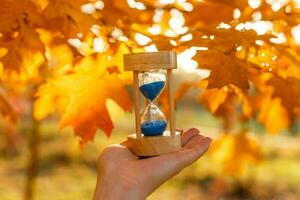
[93,175,145,200]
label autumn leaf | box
[34,55,131,146]
[102,0,153,26]
[0,0,45,72]
[267,76,300,119]
[193,50,250,90]
[184,1,234,26]
[210,131,262,176]
[198,88,228,113]
[43,0,96,37]
[0,0,299,164]
[252,75,300,133]
[160,81,194,117]
[257,96,290,134]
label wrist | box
[93,173,145,200]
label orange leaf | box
[159,82,193,117]
[210,131,261,176]
[258,97,290,134]
[193,51,250,90]
[34,55,131,146]
[198,88,228,113]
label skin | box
[93,128,212,200]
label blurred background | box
[1,92,300,200]
[1,0,300,199]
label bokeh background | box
[1,0,300,199]
[1,92,300,200]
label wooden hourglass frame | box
[124,51,182,156]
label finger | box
[120,140,130,147]
[176,128,183,134]
[181,128,200,145]
[176,137,212,167]
[140,137,212,184]
[183,134,205,149]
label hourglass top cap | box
[123,51,177,71]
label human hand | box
[93,128,212,200]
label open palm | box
[93,128,212,200]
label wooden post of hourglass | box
[167,69,175,137]
[133,71,141,139]
[124,51,181,156]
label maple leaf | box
[151,35,175,51]
[0,0,299,161]
[0,0,26,33]
[210,131,262,176]
[34,55,131,146]
[159,82,194,117]
[267,76,300,119]
[102,0,153,27]
[198,88,228,113]
[184,1,233,26]
[257,96,290,134]
[193,50,250,90]
[249,71,300,133]
[42,0,96,37]
[0,0,45,72]
[198,84,253,130]
[46,44,74,76]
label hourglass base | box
[127,131,181,156]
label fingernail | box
[188,128,200,134]
[203,137,212,145]
[193,137,212,156]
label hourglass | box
[124,51,181,156]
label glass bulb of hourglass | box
[141,103,167,136]
[139,70,167,136]
[139,71,166,101]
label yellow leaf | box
[210,131,261,176]
[198,88,228,113]
[258,97,290,134]
[34,55,131,146]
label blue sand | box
[139,81,165,101]
[141,120,167,136]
